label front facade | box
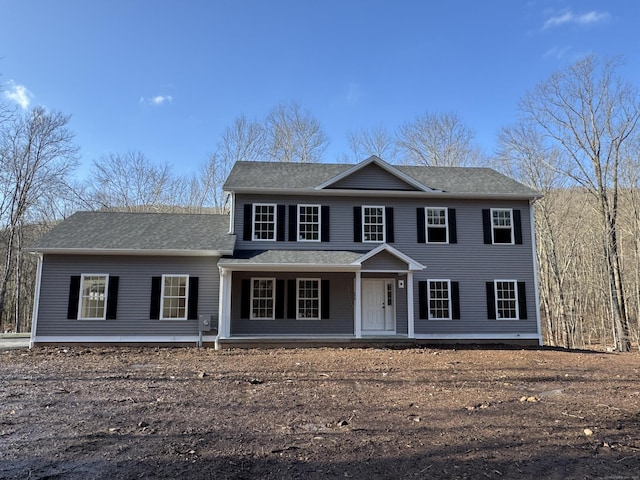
[29,156,543,347]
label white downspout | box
[29,253,43,349]
[529,199,543,346]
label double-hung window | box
[491,208,514,244]
[297,278,320,320]
[251,278,275,320]
[426,207,448,243]
[428,280,451,320]
[362,206,385,242]
[253,204,276,241]
[298,205,320,242]
[79,274,109,320]
[494,280,518,320]
[161,275,188,320]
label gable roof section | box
[223,158,540,199]
[352,244,425,271]
[29,211,236,256]
[316,156,435,192]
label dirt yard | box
[1,345,639,479]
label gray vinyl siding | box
[36,255,219,338]
[235,193,538,337]
[231,272,355,335]
[327,163,418,191]
[361,251,408,271]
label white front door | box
[361,279,395,333]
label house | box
[28,156,543,348]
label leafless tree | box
[0,106,79,329]
[520,55,640,351]
[346,124,398,163]
[86,151,179,212]
[397,111,485,166]
[265,101,329,163]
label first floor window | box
[161,275,188,319]
[428,280,451,319]
[297,278,320,319]
[251,278,275,319]
[363,206,385,242]
[426,208,448,243]
[79,274,108,319]
[495,280,517,320]
[253,204,276,240]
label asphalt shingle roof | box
[29,211,236,254]
[218,250,364,266]
[223,160,540,197]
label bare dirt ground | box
[1,345,639,479]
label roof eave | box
[218,262,361,272]
[27,248,234,257]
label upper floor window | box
[426,207,448,243]
[298,205,320,242]
[251,277,275,320]
[491,208,514,244]
[79,274,109,320]
[363,206,385,242]
[253,204,276,241]
[161,274,188,320]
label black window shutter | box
[385,207,394,243]
[287,279,296,318]
[288,205,297,241]
[240,279,250,319]
[188,277,199,320]
[417,208,426,244]
[150,276,162,320]
[243,204,253,241]
[321,280,330,319]
[451,281,460,320]
[418,281,428,320]
[321,205,330,242]
[513,209,523,245]
[106,276,119,320]
[67,276,81,319]
[353,206,362,242]
[277,205,286,241]
[486,282,496,319]
[448,208,457,244]
[517,281,527,319]
[482,209,492,244]
[275,279,285,318]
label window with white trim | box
[492,208,514,244]
[426,207,448,243]
[79,274,109,319]
[428,280,451,320]
[297,278,320,320]
[298,205,320,241]
[362,206,385,242]
[495,280,518,320]
[251,278,275,320]
[161,274,188,320]
[253,204,276,240]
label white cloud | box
[345,82,362,106]
[543,10,610,29]
[544,45,572,59]
[140,95,173,106]
[3,80,33,109]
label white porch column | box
[354,271,362,338]
[218,267,232,344]
[407,271,415,338]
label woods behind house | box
[1,56,639,350]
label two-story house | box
[28,156,542,347]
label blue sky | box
[1,0,638,178]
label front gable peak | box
[316,156,439,192]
